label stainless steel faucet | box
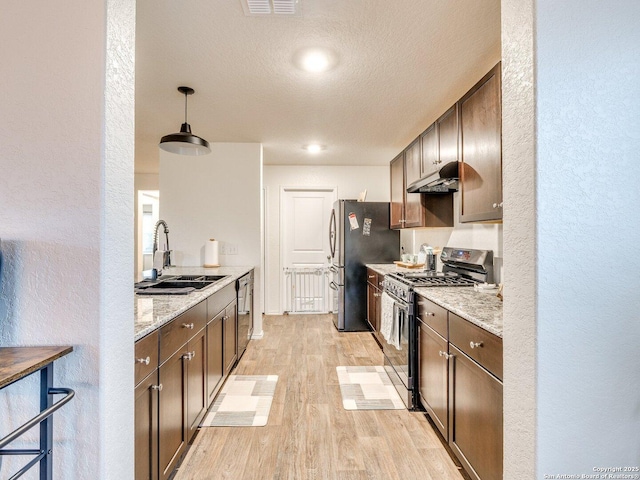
[152,220,172,274]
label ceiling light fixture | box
[304,144,325,154]
[294,47,337,73]
[159,86,211,156]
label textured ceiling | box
[135,0,501,173]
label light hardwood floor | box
[174,314,465,480]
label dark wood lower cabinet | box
[186,327,207,441]
[135,274,252,480]
[158,350,188,480]
[449,345,503,480]
[223,301,237,376]
[207,311,224,405]
[418,321,449,440]
[135,371,158,480]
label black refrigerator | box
[329,200,400,331]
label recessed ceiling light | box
[304,144,325,154]
[293,48,337,73]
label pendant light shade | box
[159,86,211,156]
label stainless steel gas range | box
[380,247,494,409]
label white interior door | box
[280,187,337,312]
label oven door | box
[380,292,414,408]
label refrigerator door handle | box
[329,208,337,259]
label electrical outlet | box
[228,244,238,255]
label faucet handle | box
[164,250,173,268]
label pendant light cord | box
[184,91,188,124]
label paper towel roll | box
[204,239,219,267]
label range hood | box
[406,161,459,194]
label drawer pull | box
[136,356,150,365]
[151,384,163,392]
[373,293,381,297]
[368,275,375,279]
[470,341,483,349]
[182,323,194,329]
[425,312,435,317]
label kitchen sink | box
[135,275,229,295]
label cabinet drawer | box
[449,313,502,380]
[366,269,378,286]
[207,282,236,321]
[416,296,448,339]
[135,330,158,386]
[160,301,206,364]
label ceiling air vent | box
[241,0,301,16]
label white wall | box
[0,0,135,478]
[263,165,390,313]
[503,0,640,477]
[535,0,640,473]
[501,0,537,477]
[160,143,264,334]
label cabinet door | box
[390,153,405,229]
[223,301,238,376]
[449,345,503,480]
[403,139,425,228]
[420,123,438,178]
[207,311,224,404]
[459,62,502,223]
[366,281,376,332]
[158,351,187,480]
[418,321,449,440]
[135,371,158,480]
[186,328,207,441]
[438,104,459,167]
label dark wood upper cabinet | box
[420,123,438,178]
[389,141,453,230]
[459,62,502,223]
[390,153,405,229]
[438,104,459,168]
[403,139,425,228]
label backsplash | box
[400,205,503,284]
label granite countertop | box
[134,266,253,341]
[414,287,503,338]
[366,263,420,276]
[366,263,503,338]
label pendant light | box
[159,86,211,155]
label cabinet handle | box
[183,352,195,361]
[136,356,150,365]
[499,202,504,208]
[373,292,381,297]
[424,312,435,317]
[470,341,483,349]
[400,219,406,224]
[438,351,453,360]
[492,203,498,208]
[222,315,229,321]
[368,275,375,279]
[182,323,194,329]
[151,384,163,392]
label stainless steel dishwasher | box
[236,270,254,361]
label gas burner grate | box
[409,277,476,287]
